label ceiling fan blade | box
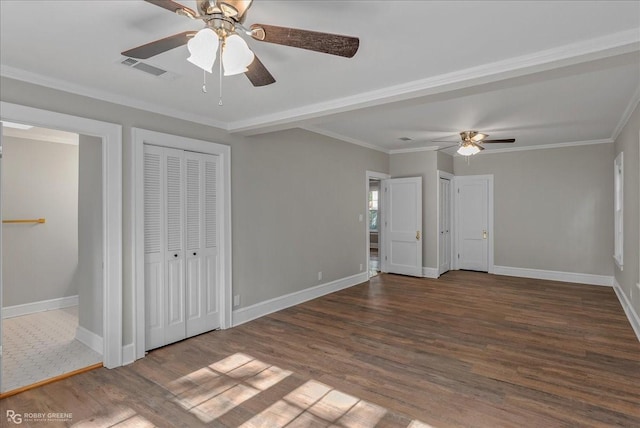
[245,55,275,87]
[474,143,485,150]
[250,24,359,58]
[121,31,195,59]
[144,0,197,16]
[481,139,516,144]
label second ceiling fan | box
[436,131,516,155]
[122,0,360,86]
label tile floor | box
[2,306,102,393]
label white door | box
[455,176,490,271]
[185,152,220,337]
[144,145,221,351]
[439,177,451,275]
[383,177,423,277]
[144,145,186,350]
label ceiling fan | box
[436,131,516,156]
[121,0,360,87]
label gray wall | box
[73,135,103,336]
[454,143,614,276]
[0,76,389,345]
[614,102,639,315]
[233,129,388,306]
[1,136,79,306]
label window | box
[614,152,623,270]
[369,189,379,231]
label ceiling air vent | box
[398,137,412,141]
[119,57,179,81]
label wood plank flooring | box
[2,271,639,427]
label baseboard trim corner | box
[75,325,104,355]
[613,279,640,342]
[232,272,368,327]
[122,343,136,365]
[2,295,79,319]
[493,266,613,287]
[422,267,439,278]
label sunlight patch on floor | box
[170,352,432,427]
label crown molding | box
[228,29,640,135]
[0,65,227,131]
[389,146,440,154]
[300,125,389,153]
[611,84,640,141]
[453,139,614,157]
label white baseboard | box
[2,295,79,319]
[75,325,103,355]
[493,266,613,287]
[422,267,439,278]
[613,279,640,342]
[232,272,368,327]
[122,343,136,365]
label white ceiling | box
[1,1,639,154]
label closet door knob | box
[174,254,178,258]
[193,252,197,256]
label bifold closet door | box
[184,151,220,337]
[144,145,221,351]
[144,145,186,350]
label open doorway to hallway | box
[368,179,381,277]
[1,122,103,395]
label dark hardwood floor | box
[2,271,639,427]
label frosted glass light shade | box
[222,34,254,76]
[457,143,481,156]
[187,28,219,73]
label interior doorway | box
[368,179,381,277]
[1,122,102,394]
[0,101,123,394]
[366,171,389,279]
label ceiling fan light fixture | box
[222,33,255,76]
[457,143,481,156]
[187,28,219,73]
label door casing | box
[133,128,231,362]
[0,101,123,370]
[366,171,389,277]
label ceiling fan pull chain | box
[202,69,207,93]
[218,39,223,106]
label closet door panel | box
[143,146,166,350]
[185,152,220,336]
[164,148,186,344]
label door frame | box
[452,174,495,273]
[132,128,231,361]
[437,171,454,276]
[0,101,123,369]
[366,171,389,277]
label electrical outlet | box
[318,271,323,281]
[359,263,363,271]
[233,295,240,307]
